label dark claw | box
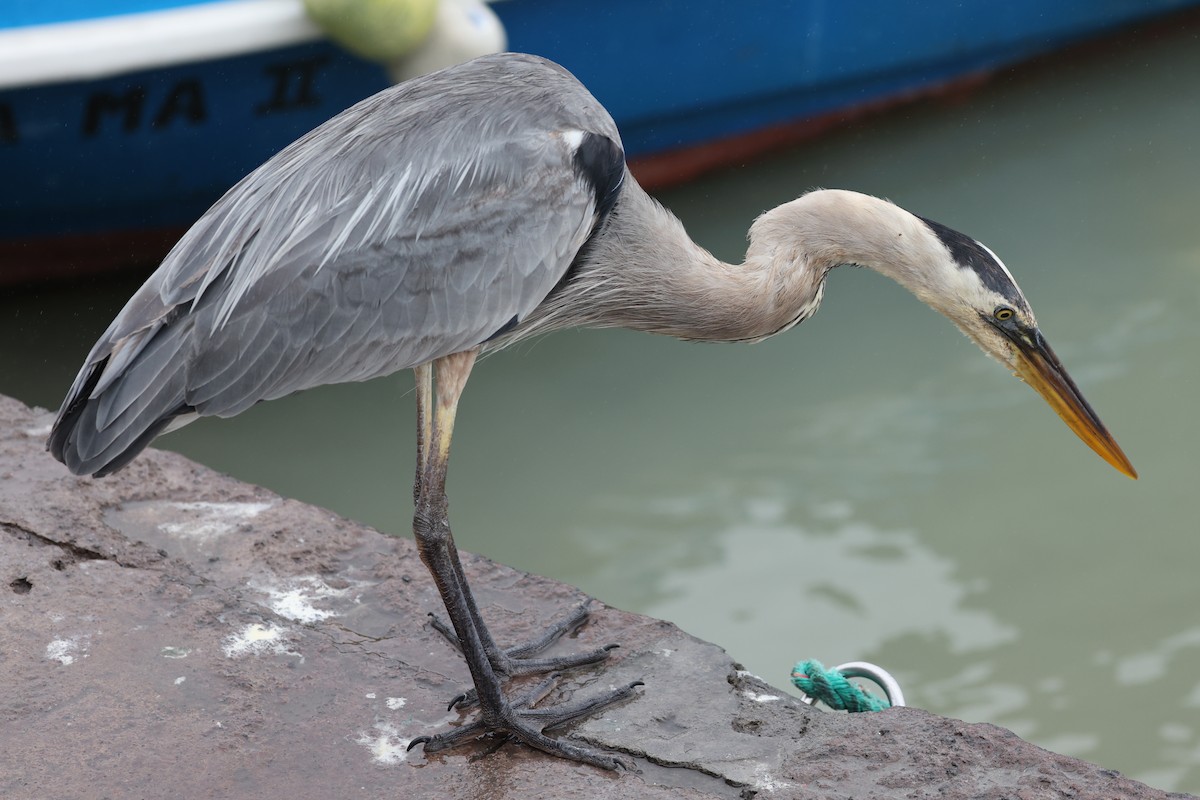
[521,672,562,707]
[535,680,644,729]
[432,602,620,711]
[416,599,637,769]
[411,678,643,768]
[428,613,462,652]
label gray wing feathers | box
[55,313,191,476]
[48,53,620,476]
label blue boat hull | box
[3,42,387,244]
[1,0,1196,279]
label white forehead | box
[919,235,1028,318]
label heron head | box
[915,216,1137,479]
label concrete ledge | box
[0,394,1186,799]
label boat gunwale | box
[0,0,326,90]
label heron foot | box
[408,673,643,770]
[429,601,619,709]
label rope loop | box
[791,659,903,711]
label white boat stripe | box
[0,0,323,90]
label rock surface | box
[0,393,1189,800]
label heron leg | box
[429,602,618,711]
[416,355,616,680]
[408,351,639,769]
[413,354,506,664]
[413,362,433,505]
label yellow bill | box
[1011,331,1137,479]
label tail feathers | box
[48,328,193,477]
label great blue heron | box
[48,52,1136,770]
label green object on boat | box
[304,0,437,62]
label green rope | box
[791,659,891,712]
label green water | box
[5,22,1200,793]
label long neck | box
[521,183,941,343]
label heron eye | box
[994,306,1015,321]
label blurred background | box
[3,1,1199,791]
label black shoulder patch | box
[917,216,1024,305]
[538,132,625,301]
[572,132,625,221]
